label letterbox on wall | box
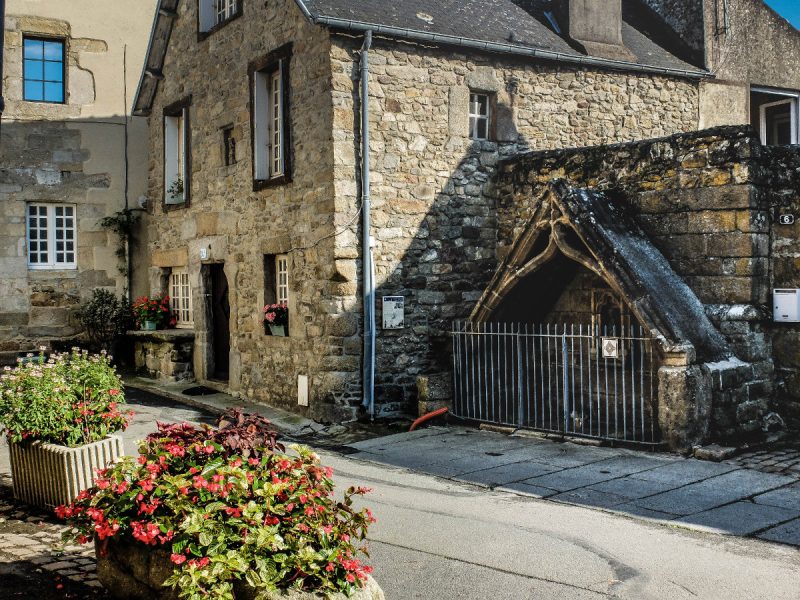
[774,289,800,322]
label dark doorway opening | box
[209,264,230,381]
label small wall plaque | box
[382,296,405,329]
[601,338,620,359]
[779,214,795,225]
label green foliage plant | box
[57,410,375,599]
[78,289,134,350]
[0,349,130,447]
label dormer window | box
[199,0,241,35]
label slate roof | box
[134,0,706,114]
[299,0,705,73]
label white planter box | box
[9,435,124,508]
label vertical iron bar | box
[630,327,637,441]
[595,323,601,437]
[477,322,484,423]
[517,323,525,427]
[621,324,627,441]
[469,321,476,421]
[489,322,496,424]
[562,330,569,433]
[452,322,459,417]
[604,325,609,438]
[547,324,552,430]
[539,324,545,430]
[570,324,576,433]
[579,324,585,435]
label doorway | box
[209,263,230,381]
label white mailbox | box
[774,289,800,322]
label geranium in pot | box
[57,409,383,600]
[133,293,175,331]
[264,303,289,337]
[0,348,131,508]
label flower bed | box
[57,410,378,599]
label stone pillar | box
[658,365,712,452]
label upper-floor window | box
[752,87,799,146]
[23,37,65,104]
[163,99,191,207]
[199,0,241,34]
[251,46,292,187]
[27,203,76,269]
[469,92,491,140]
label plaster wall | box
[0,1,156,361]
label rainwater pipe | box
[409,407,449,432]
[360,31,377,420]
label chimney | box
[568,0,636,62]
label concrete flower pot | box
[9,435,124,508]
[96,538,385,600]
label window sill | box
[163,200,189,212]
[253,175,291,191]
[197,11,242,41]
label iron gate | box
[451,322,660,444]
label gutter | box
[359,31,376,419]
[293,3,709,80]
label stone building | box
[132,0,800,450]
[0,0,158,363]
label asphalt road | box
[322,450,800,600]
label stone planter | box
[9,435,124,508]
[142,320,158,331]
[96,538,385,600]
[268,324,287,337]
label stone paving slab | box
[453,461,559,486]
[496,481,560,498]
[631,469,796,516]
[757,518,800,545]
[587,476,679,499]
[752,481,800,511]
[675,502,800,536]
[520,455,673,492]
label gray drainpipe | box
[360,31,376,419]
[0,0,6,119]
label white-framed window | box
[752,87,799,146]
[26,203,77,269]
[253,62,286,180]
[469,92,490,140]
[170,268,193,328]
[164,107,188,204]
[276,254,289,305]
[199,0,239,32]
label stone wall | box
[329,35,700,415]
[131,330,194,382]
[0,5,154,363]
[494,125,800,440]
[142,0,348,417]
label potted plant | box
[264,303,289,337]
[78,289,135,353]
[57,410,383,600]
[0,348,131,508]
[133,293,175,330]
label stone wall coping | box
[127,329,196,342]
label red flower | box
[109,389,120,396]
[170,553,186,565]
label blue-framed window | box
[23,37,65,103]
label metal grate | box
[452,322,660,444]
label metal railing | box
[451,322,660,444]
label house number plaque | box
[779,214,795,225]
[601,338,620,359]
[382,296,405,329]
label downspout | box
[360,31,376,419]
[0,0,6,122]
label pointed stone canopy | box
[471,180,731,362]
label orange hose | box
[409,407,449,432]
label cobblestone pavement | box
[725,439,800,478]
[0,388,214,599]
